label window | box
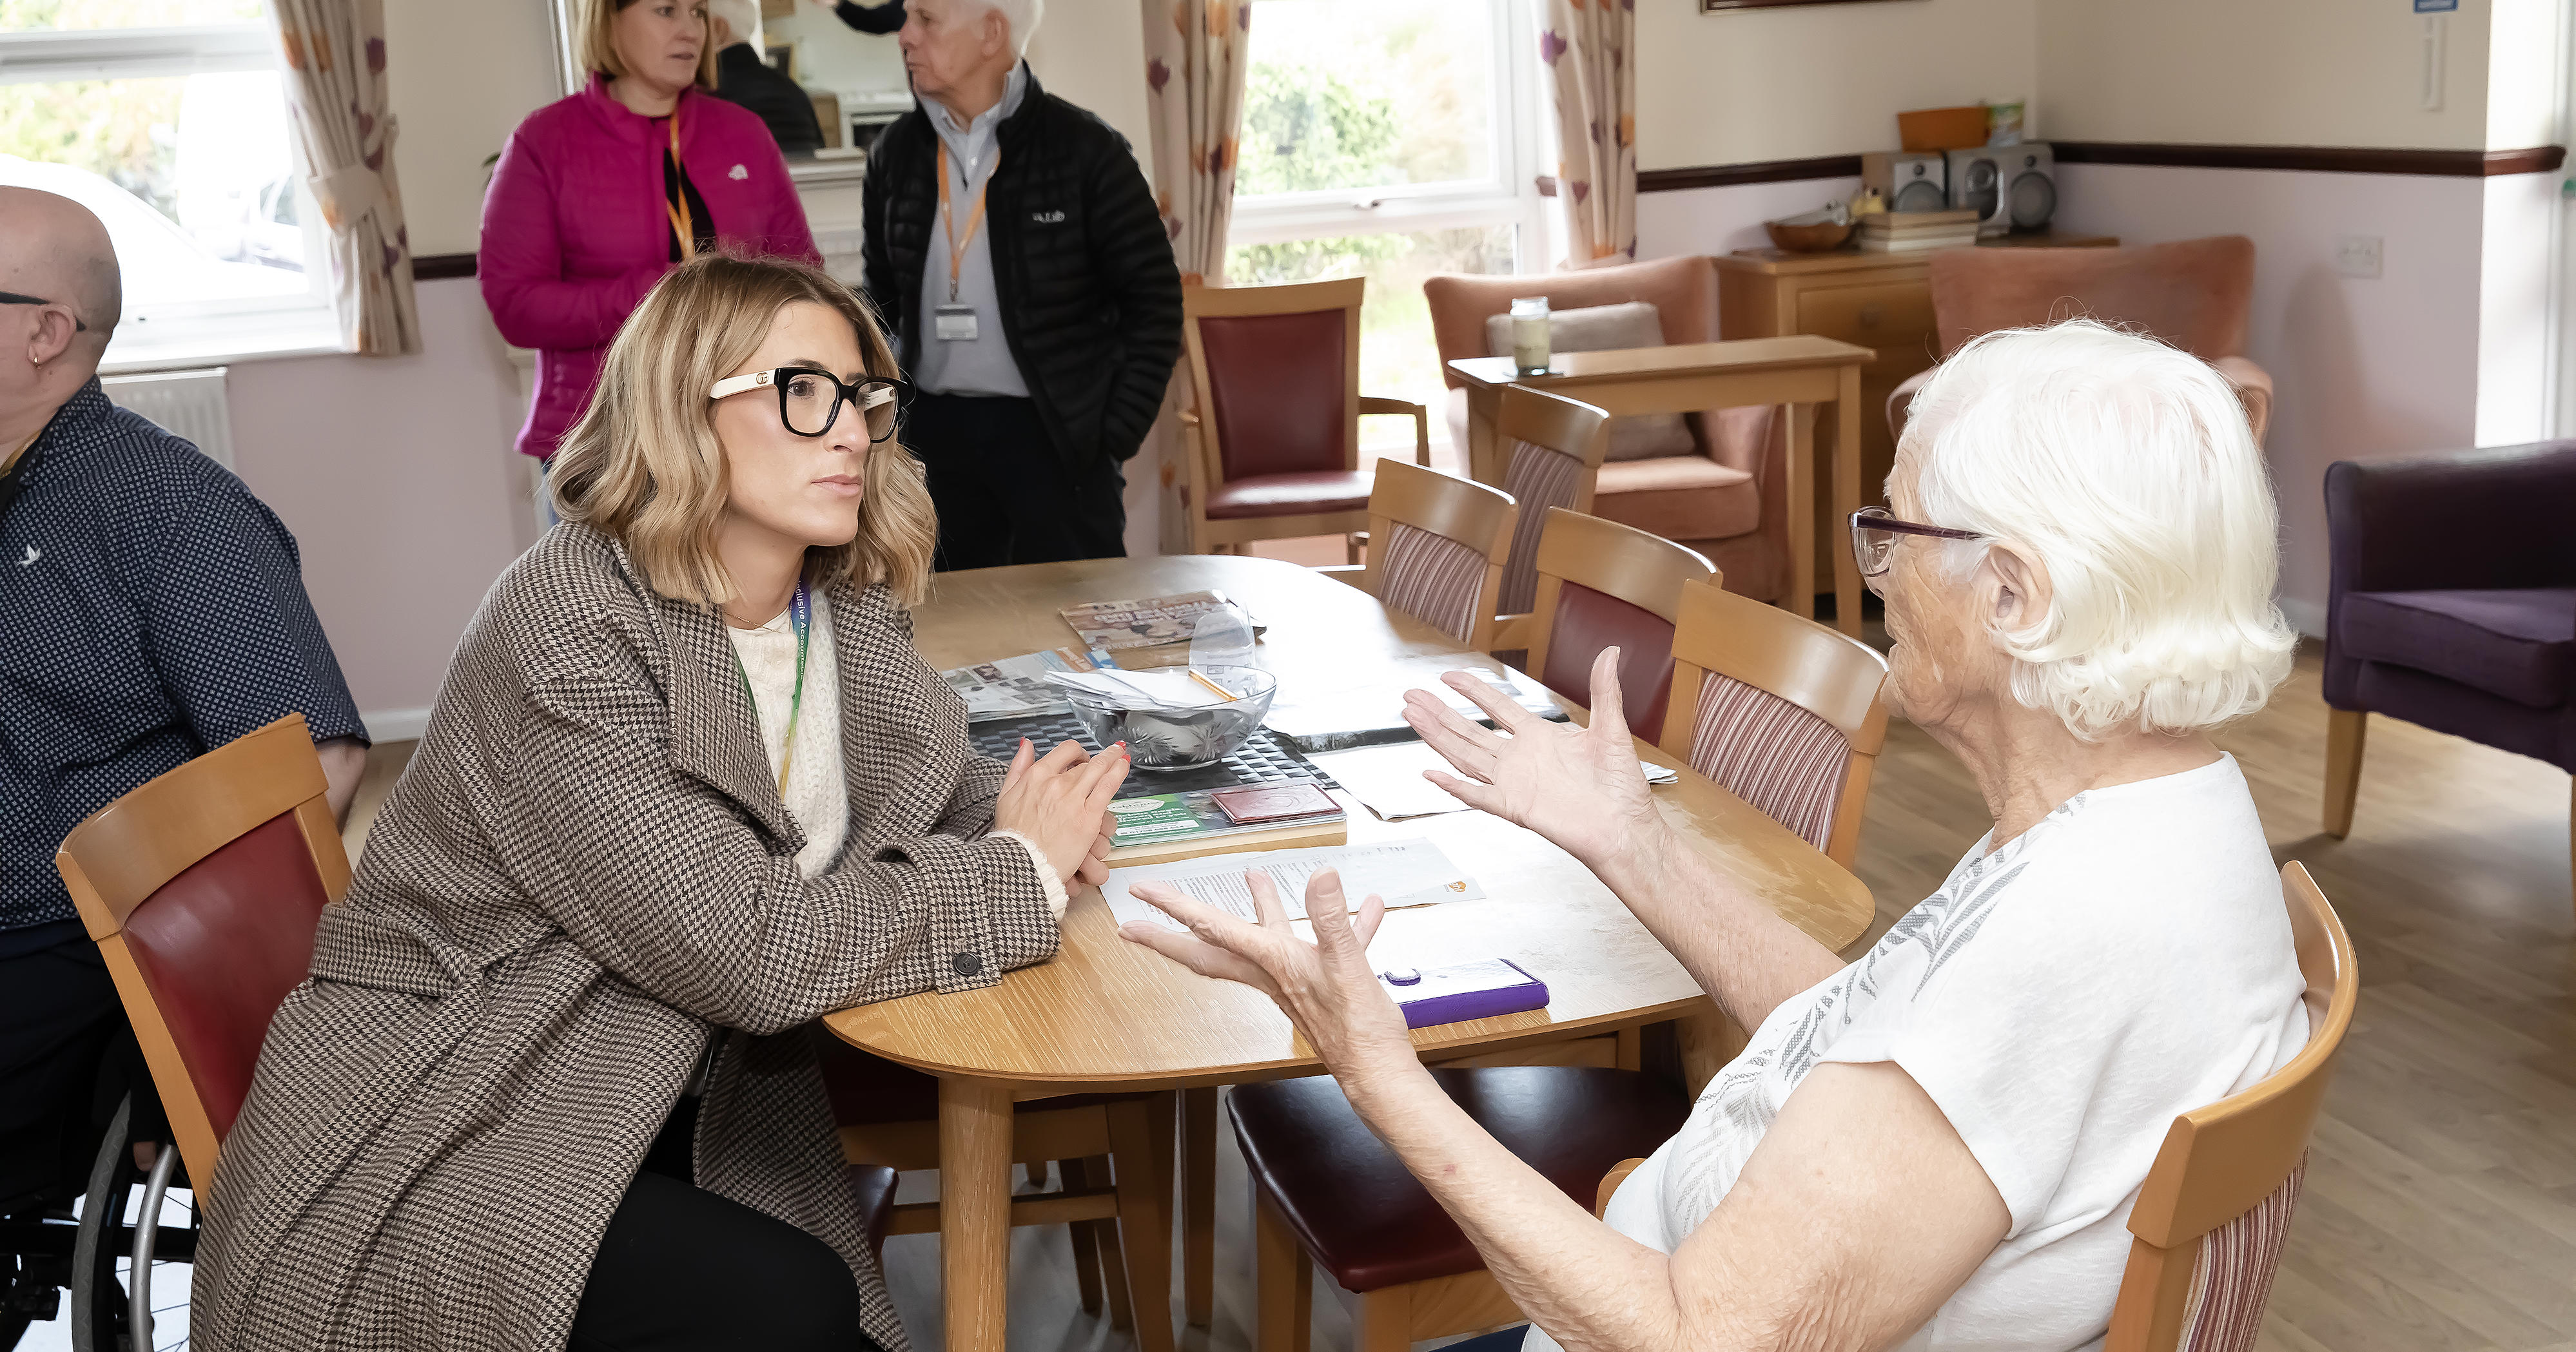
[0,0,339,369]
[1225,0,1545,463]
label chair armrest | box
[1886,368,1932,443]
[1361,395,1432,467]
[1318,564,1371,592]
[1597,1157,1646,1218]
[2325,442,2576,605]
[1489,612,1536,653]
[1178,408,1201,427]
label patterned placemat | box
[968,711,1344,796]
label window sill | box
[99,302,349,376]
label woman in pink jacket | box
[481,0,822,463]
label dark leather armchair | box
[2321,442,2575,895]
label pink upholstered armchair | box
[1886,235,2272,446]
[1423,256,1791,601]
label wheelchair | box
[3,1079,195,1352]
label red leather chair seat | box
[1228,1067,1688,1293]
[120,811,331,1143]
[1204,470,1374,521]
[816,1037,1129,1125]
[1538,581,1679,742]
[853,1163,900,1252]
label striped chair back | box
[1657,580,1889,866]
[2105,864,2357,1352]
[1488,387,1610,621]
[1356,459,1517,652]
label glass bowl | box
[1065,666,1279,771]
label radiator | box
[101,367,235,471]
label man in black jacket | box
[709,0,824,155]
[861,0,1182,568]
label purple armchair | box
[2322,443,2576,894]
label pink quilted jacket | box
[480,75,822,458]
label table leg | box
[939,1076,1013,1352]
[1830,365,1864,638]
[1108,1094,1180,1352]
[1182,1086,1218,1327]
[1464,388,1499,486]
[1784,401,1818,621]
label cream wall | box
[1635,0,2036,170]
[2036,0,2493,151]
[386,0,562,258]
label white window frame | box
[1224,0,1549,270]
[0,17,346,373]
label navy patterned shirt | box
[0,379,364,940]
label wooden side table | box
[1447,335,1875,638]
[1715,231,2118,597]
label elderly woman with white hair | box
[1126,320,2308,1350]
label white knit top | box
[725,594,848,877]
[723,593,1068,916]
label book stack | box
[1855,208,1982,254]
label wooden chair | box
[818,1045,1178,1352]
[1509,508,1716,744]
[1585,861,2357,1352]
[1178,277,1430,558]
[1336,458,1519,651]
[1485,386,1612,625]
[1658,578,1889,868]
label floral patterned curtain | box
[272,0,422,355]
[1541,0,1636,266]
[1142,0,1251,551]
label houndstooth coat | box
[191,523,1055,1352]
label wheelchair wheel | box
[68,1095,195,1352]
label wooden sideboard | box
[1715,231,2116,594]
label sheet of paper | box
[1104,838,1482,931]
[941,646,1113,722]
[1309,742,1475,820]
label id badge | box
[934,304,979,342]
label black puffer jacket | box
[861,72,1184,468]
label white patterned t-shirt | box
[1531,753,2308,1352]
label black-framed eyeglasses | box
[0,291,87,333]
[708,367,912,441]
[1849,507,1989,592]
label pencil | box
[1185,668,1240,702]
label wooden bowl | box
[1765,218,1855,253]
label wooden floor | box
[335,642,2576,1352]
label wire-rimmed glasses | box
[709,367,912,441]
[1849,506,1989,593]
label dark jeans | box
[569,1098,884,1352]
[907,391,1126,571]
[0,929,133,1210]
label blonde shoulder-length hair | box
[549,252,936,608]
[577,0,721,92]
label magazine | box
[1058,590,1267,653]
[942,646,1118,722]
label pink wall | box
[1634,166,2495,634]
[226,278,533,729]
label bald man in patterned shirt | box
[0,187,366,1213]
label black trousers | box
[569,1097,885,1352]
[907,391,1126,571]
[0,930,135,1210]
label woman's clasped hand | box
[996,737,1132,887]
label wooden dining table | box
[823,553,1875,1349]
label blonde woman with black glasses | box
[195,253,1127,1352]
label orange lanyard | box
[665,108,696,260]
[936,139,997,304]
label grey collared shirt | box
[913,62,1030,398]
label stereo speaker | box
[1861,151,1949,213]
[1944,142,2057,236]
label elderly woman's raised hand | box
[1119,869,1421,1091]
[1400,648,1664,873]
[996,738,1131,888]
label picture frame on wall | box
[1702,0,1913,10]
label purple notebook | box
[1380,958,1550,1029]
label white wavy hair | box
[1897,318,2297,740]
[973,0,1043,54]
